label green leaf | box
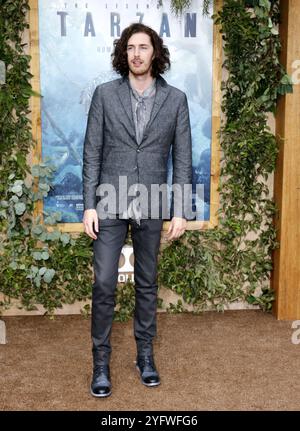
[34,275,41,288]
[31,266,39,274]
[32,251,42,260]
[11,184,23,196]
[39,267,47,275]
[9,261,18,270]
[43,269,55,283]
[259,0,271,10]
[14,202,26,215]
[41,251,50,260]
[60,233,70,244]
[271,27,278,35]
[47,230,61,241]
[280,74,293,85]
[32,225,44,235]
[44,216,56,225]
[53,212,62,221]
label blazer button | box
[137,149,140,152]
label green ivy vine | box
[0,0,292,318]
[158,0,212,17]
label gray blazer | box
[82,74,193,219]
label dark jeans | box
[91,217,164,366]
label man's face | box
[126,32,155,77]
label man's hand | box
[166,217,187,241]
[83,209,99,240]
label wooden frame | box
[29,0,222,233]
[272,0,300,320]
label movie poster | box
[38,0,213,222]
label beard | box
[128,61,152,77]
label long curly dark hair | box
[111,23,170,78]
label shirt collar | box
[126,76,156,99]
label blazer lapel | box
[142,75,169,135]
[117,78,137,148]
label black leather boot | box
[136,354,161,387]
[90,364,112,397]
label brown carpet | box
[0,310,299,411]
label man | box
[82,23,192,398]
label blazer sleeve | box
[171,92,193,219]
[82,85,104,211]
